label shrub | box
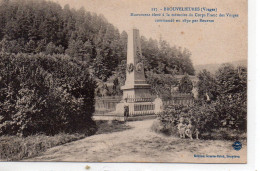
[196,64,247,131]
[155,99,246,139]
[0,52,97,136]
[151,119,166,134]
[156,103,218,136]
[215,64,247,131]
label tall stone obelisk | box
[121,28,151,99]
[114,28,154,117]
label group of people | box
[177,117,200,140]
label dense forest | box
[0,0,195,92]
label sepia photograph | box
[0,0,247,163]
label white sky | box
[52,0,247,66]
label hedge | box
[0,52,97,136]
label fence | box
[95,96,121,115]
[163,93,194,106]
[127,102,155,116]
[94,93,194,115]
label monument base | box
[115,101,155,116]
[118,83,154,116]
[121,84,152,100]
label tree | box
[113,59,127,86]
[197,69,218,101]
[117,31,127,62]
[178,74,193,93]
[214,64,247,130]
[65,39,92,61]
[146,71,178,98]
[24,40,37,53]
[216,64,246,95]
[91,50,110,81]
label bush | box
[156,103,218,136]
[0,52,97,136]
[152,65,247,139]
[196,64,247,131]
[215,64,247,131]
[151,119,166,134]
[155,99,246,139]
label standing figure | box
[185,119,199,140]
[154,95,163,115]
[123,98,129,122]
[177,117,186,138]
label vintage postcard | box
[0,0,247,163]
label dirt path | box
[26,119,247,163]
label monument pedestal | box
[121,84,151,100]
[116,84,154,116]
